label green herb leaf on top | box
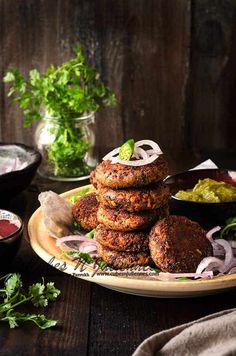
[220,216,236,240]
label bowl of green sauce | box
[164,169,236,229]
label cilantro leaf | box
[0,273,60,329]
[4,273,22,301]
[28,282,48,307]
[44,282,61,302]
[2,310,57,329]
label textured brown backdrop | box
[1,0,236,172]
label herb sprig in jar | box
[3,45,117,180]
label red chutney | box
[0,219,19,239]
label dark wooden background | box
[1,0,236,172]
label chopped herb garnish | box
[70,187,91,204]
[152,268,161,273]
[73,221,81,230]
[64,250,107,270]
[85,229,96,238]
[98,261,108,269]
[220,216,236,240]
[177,277,191,280]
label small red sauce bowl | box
[0,209,23,266]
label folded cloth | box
[190,159,218,170]
[133,308,236,356]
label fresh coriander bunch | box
[3,45,117,126]
[3,45,117,179]
[0,273,60,329]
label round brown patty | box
[94,155,169,188]
[149,215,213,273]
[72,192,98,231]
[95,224,149,252]
[97,205,169,231]
[97,183,170,212]
[96,242,152,269]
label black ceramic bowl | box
[0,143,41,202]
[0,209,23,267]
[165,169,236,229]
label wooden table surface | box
[1,174,236,356]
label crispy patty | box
[93,155,169,189]
[90,170,98,189]
[95,224,149,252]
[72,192,98,231]
[149,215,213,273]
[97,183,170,212]
[96,242,152,269]
[97,205,169,231]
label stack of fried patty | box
[92,155,170,269]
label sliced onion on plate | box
[196,257,225,274]
[206,226,221,246]
[56,234,98,258]
[196,226,236,275]
[56,234,97,246]
[157,271,213,281]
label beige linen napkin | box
[133,308,236,356]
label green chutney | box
[176,178,236,203]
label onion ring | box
[135,140,163,155]
[102,139,163,166]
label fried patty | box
[72,192,98,231]
[97,205,169,231]
[95,224,149,252]
[96,242,152,269]
[149,215,213,273]
[97,183,170,212]
[90,170,98,189]
[94,155,169,189]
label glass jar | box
[35,112,97,181]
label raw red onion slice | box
[56,234,98,259]
[215,239,234,272]
[0,157,28,175]
[157,271,213,281]
[196,257,224,274]
[196,237,236,274]
[78,241,98,254]
[206,226,221,246]
[230,241,236,248]
[56,234,97,246]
